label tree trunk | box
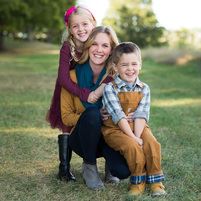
[0,31,5,51]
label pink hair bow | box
[64,6,77,24]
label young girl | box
[102,42,166,196]
[46,5,107,182]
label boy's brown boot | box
[151,182,167,196]
[128,182,145,196]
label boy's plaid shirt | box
[102,76,151,124]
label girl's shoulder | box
[61,41,71,50]
[60,41,73,60]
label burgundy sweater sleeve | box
[102,75,113,84]
[57,42,90,101]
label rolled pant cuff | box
[146,173,165,184]
[130,175,146,184]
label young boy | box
[102,42,166,197]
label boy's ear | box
[113,64,118,72]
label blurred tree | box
[0,0,75,50]
[103,0,166,47]
[175,29,194,48]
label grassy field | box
[0,41,201,201]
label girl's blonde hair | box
[61,6,96,62]
[78,26,119,75]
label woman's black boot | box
[58,134,76,182]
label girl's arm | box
[58,42,90,101]
[88,83,106,103]
[88,74,113,103]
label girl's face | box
[115,53,141,83]
[89,33,112,67]
[70,14,95,43]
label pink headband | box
[64,6,77,24]
[64,5,96,25]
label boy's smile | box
[115,53,141,83]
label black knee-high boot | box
[58,134,76,181]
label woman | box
[60,26,130,190]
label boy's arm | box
[118,118,143,145]
[102,84,126,124]
[118,118,135,139]
[134,118,146,138]
[133,84,151,123]
[103,84,142,145]
[133,84,150,138]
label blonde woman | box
[61,26,130,190]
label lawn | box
[0,41,201,201]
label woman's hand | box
[100,108,110,121]
[87,91,99,103]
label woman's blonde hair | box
[78,26,119,74]
[61,6,96,61]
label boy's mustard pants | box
[102,91,163,183]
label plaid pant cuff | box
[130,175,146,184]
[146,174,165,184]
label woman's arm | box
[60,87,81,127]
[58,42,90,101]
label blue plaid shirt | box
[102,76,151,124]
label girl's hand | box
[126,112,134,123]
[87,91,99,103]
[100,108,110,121]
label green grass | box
[0,41,201,201]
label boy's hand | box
[100,108,110,121]
[134,136,143,146]
[126,112,134,123]
[87,91,99,103]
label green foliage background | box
[103,0,165,47]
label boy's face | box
[115,53,141,83]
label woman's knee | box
[110,165,130,179]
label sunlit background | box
[78,0,201,29]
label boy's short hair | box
[111,42,142,65]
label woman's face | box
[88,33,112,67]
